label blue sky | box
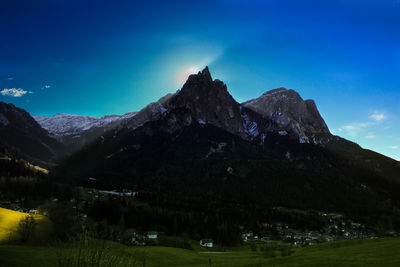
[0,0,399,160]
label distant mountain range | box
[32,67,332,149]
[1,66,400,225]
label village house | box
[241,232,254,242]
[200,239,213,248]
[124,229,146,245]
[29,209,39,214]
[147,231,159,239]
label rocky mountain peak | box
[198,65,212,80]
[184,66,212,84]
[242,88,330,142]
[181,66,214,92]
[166,66,245,135]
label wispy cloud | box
[365,133,376,139]
[337,110,391,138]
[7,77,14,81]
[1,88,27,97]
[389,146,399,149]
[337,122,373,137]
[369,111,386,121]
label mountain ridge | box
[33,66,332,148]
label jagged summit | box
[198,66,212,80]
[183,66,213,86]
[167,66,245,135]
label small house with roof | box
[200,239,213,248]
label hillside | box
[0,102,64,162]
[0,208,52,243]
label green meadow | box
[1,237,400,266]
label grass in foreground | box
[1,237,400,266]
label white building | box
[200,239,213,248]
[147,231,158,239]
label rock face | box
[166,67,245,135]
[124,98,169,130]
[242,88,330,143]
[0,102,63,161]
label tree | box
[39,201,77,240]
[17,215,37,243]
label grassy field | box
[1,237,400,266]
[0,207,52,243]
[1,206,399,266]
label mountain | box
[165,66,245,135]
[34,67,331,148]
[50,67,400,228]
[33,95,177,152]
[3,67,400,228]
[0,102,63,162]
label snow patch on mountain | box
[34,112,137,137]
[197,119,206,125]
[242,113,259,137]
[299,135,310,144]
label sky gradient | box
[1,0,399,160]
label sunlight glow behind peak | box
[176,65,203,85]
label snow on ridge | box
[34,111,137,136]
[242,88,288,107]
[261,88,287,98]
[54,113,98,118]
